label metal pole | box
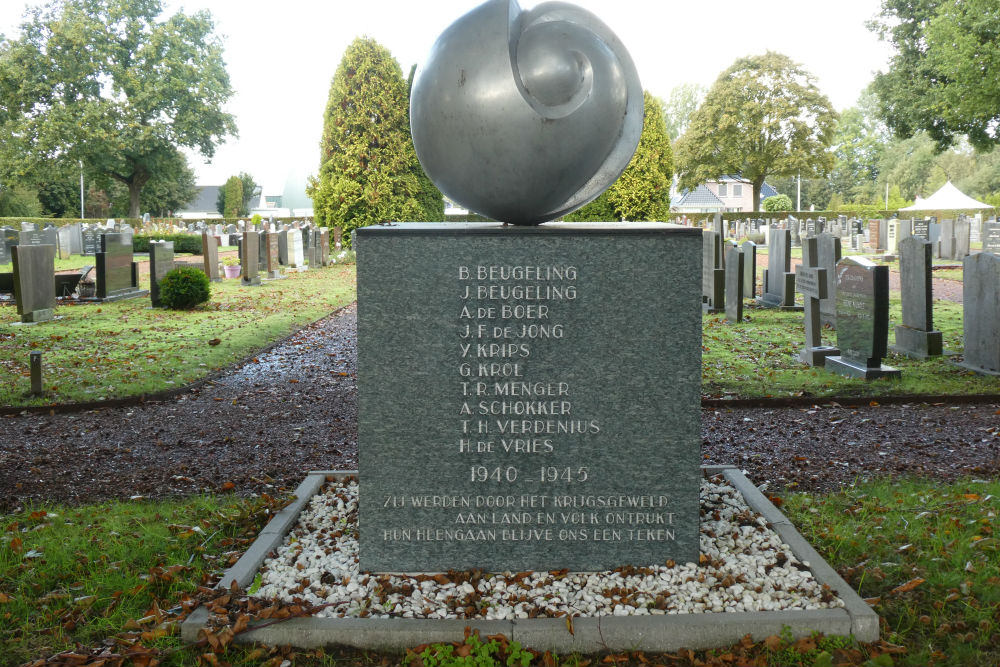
[796,174,801,212]
[79,160,84,218]
[885,182,889,212]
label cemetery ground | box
[1,267,999,666]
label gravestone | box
[288,229,305,268]
[148,241,175,307]
[119,224,134,247]
[897,219,912,245]
[816,233,842,328]
[825,257,900,380]
[984,221,1000,254]
[320,228,331,266]
[741,240,756,298]
[66,223,83,255]
[725,244,743,323]
[867,219,882,253]
[891,236,943,359]
[95,233,146,301]
[885,220,898,255]
[21,222,36,232]
[357,222,702,573]
[20,230,48,247]
[758,228,798,309]
[241,231,261,286]
[258,230,268,268]
[957,253,1000,375]
[702,230,724,313]
[954,219,970,260]
[928,221,941,246]
[0,233,9,265]
[201,232,221,282]
[11,244,56,323]
[711,214,726,268]
[82,228,100,255]
[795,237,839,366]
[912,218,930,241]
[265,232,281,279]
[805,219,817,238]
[277,229,290,265]
[333,226,342,250]
[789,219,801,247]
[938,219,955,259]
[57,226,73,259]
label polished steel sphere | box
[410,0,642,225]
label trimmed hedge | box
[132,234,204,254]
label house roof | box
[761,182,778,199]
[184,185,220,214]
[674,184,725,207]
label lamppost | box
[79,160,84,219]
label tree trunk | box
[752,177,765,212]
[128,180,142,219]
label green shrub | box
[762,194,793,211]
[158,266,210,309]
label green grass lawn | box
[3,479,997,666]
[0,264,357,407]
[703,297,998,400]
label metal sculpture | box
[410,0,643,225]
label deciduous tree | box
[0,0,237,218]
[674,52,837,212]
[870,0,1000,150]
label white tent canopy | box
[899,180,993,211]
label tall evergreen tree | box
[311,38,423,244]
[223,176,242,219]
[406,64,444,221]
[565,92,673,221]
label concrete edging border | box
[180,466,879,652]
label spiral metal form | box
[411,0,642,225]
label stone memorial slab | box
[897,219,912,244]
[289,229,305,268]
[202,232,221,282]
[149,241,175,307]
[357,222,702,573]
[95,233,146,301]
[954,219,970,260]
[20,230,47,247]
[795,237,838,366]
[320,228,331,266]
[825,257,900,380]
[912,219,929,241]
[741,240,756,299]
[0,235,9,265]
[702,231,724,313]
[957,253,1000,375]
[867,219,882,253]
[241,231,261,286]
[758,228,798,309]
[816,233,841,329]
[725,244,743,323]
[265,232,281,279]
[891,236,943,358]
[278,229,290,265]
[885,220,898,255]
[984,221,1000,254]
[11,244,56,323]
[938,219,955,259]
[57,226,73,259]
[82,228,100,256]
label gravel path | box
[1,305,997,512]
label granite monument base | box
[19,308,54,324]
[798,345,840,367]
[825,356,901,380]
[890,326,944,359]
[951,359,1000,377]
[241,275,262,286]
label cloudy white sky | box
[1,0,893,196]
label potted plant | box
[222,255,241,279]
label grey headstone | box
[12,244,56,323]
[892,236,942,358]
[958,253,1000,375]
[795,237,838,366]
[202,232,221,282]
[20,222,36,231]
[288,229,304,268]
[826,257,899,379]
[702,231,724,312]
[357,222,702,573]
[741,240,756,299]
[320,228,331,266]
[0,233,9,265]
[57,226,73,259]
[241,231,261,286]
[954,219,970,260]
[265,232,281,278]
[816,233,842,329]
[938,219,955,259]
[67,223,83,255]
[725,245,743,323]
[149,241,175,307]
[912,219,930,241]
[278,229,289,265]
[758,229,797,308]
[96,233,144,300]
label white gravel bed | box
[252,476,845,619]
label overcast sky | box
[1,0,893,195]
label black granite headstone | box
[725,244,744,323]
[357,222,702,573]
[825,257,900,379]
[912,219,929,241]
[702,231,724,313]
[96,233,146,301]
[149,241,175,307]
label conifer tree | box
[223,176,242,219]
